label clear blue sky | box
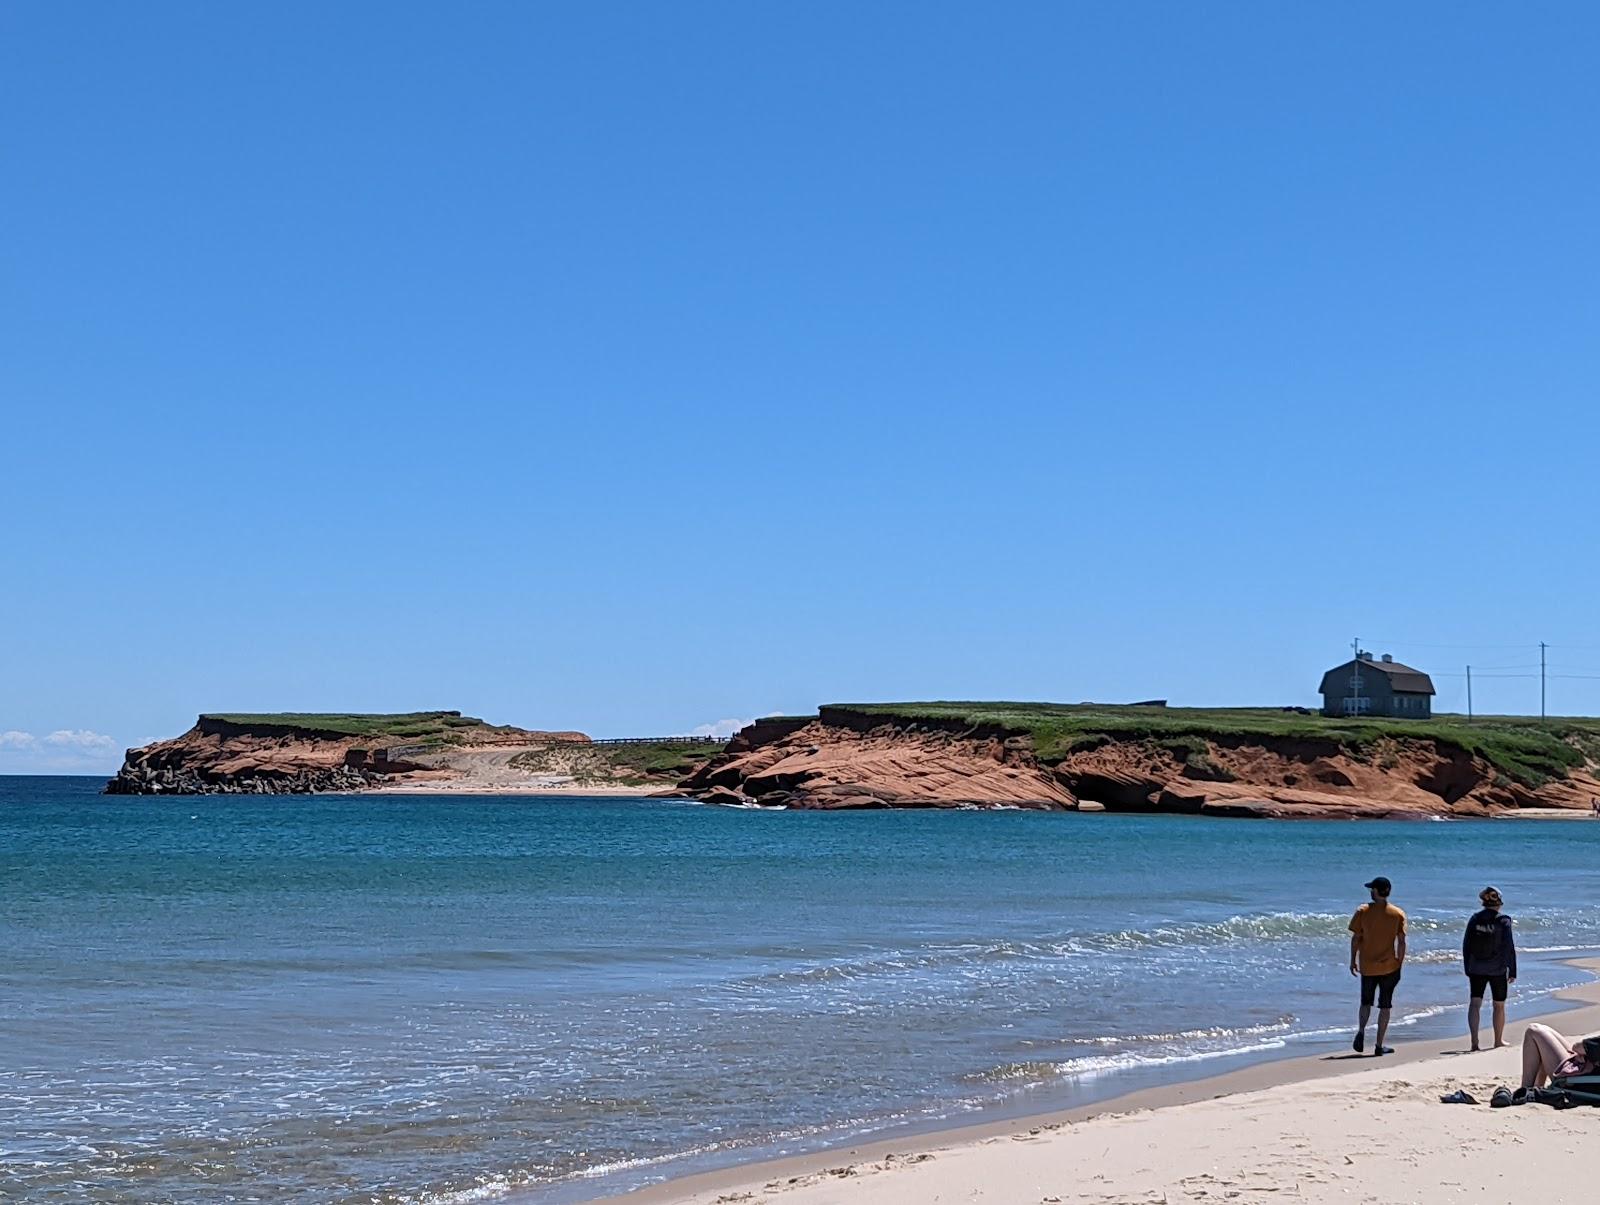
[5,3,1599,772]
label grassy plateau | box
[828,702,1600,788]
[201,711,505,743]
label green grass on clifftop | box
[830,702,1596,788]
[201,711,500,741]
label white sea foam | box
[1064,1017,1297,1047]
[970,997,1479,1090]
[568,1141,727,1179]
[973,1037,1295,1086]
[412,1177,524,1204]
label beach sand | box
[606,962,1600,1205]
[362,743,679,796]
[367,782,667,796]
[1496,808,1600,821]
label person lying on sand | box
[1520,1023,1598,1090]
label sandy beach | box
[363,743,682,796]
[1496,808,1600,821]
[607,962,1600,1205]
[366,781,669,796]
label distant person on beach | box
[1349,876,1407,1056]
[1463,886,1516,1051]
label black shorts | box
[1360,969,1401,1009]
[1470,973,1509,1002]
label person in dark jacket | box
[1464,886,1517,1050]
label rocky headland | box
[680,704,1600,818]
[109,703,1600,817]
[107,712,594,795]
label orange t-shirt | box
[1349,901,1406,975]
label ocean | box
[5,776,1599,1203]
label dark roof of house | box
[1318,658,1436,696]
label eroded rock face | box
[107,760,371,795]
[680,716,1600,818]
[107,724,382,795]
[681,722,1076,811]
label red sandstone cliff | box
[107,714,590,795]
[680,713,1600,818]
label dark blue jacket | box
[1463,908,1516,978]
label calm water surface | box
[4,776,1600,1202]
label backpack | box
[1467,913,1501,962]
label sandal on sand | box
[1490,1086,1514,1108]
[1439,1090,1478,1104]
[1375,1046,1394,1056]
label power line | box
[1363,638,1542,650]
[1333,636,1600,719]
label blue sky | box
[4,3,1599,772]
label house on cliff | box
[1319,653,1435,718]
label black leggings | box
[1360,969,1401,1010]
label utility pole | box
[1350,636,1362,716]
[1540,641,1547,721]
[1466,665,1473,721]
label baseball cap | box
[1364,876,1392,894]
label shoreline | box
[1496,806,1600,820]
[363,782,672,797]
[578,958,1600,1205]
[362,792,1600,811]
[83,780,1600,811]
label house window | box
[1341,697,1372,716]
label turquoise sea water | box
[5,776,1600,1203]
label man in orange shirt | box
[1349,875,1407,1056]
